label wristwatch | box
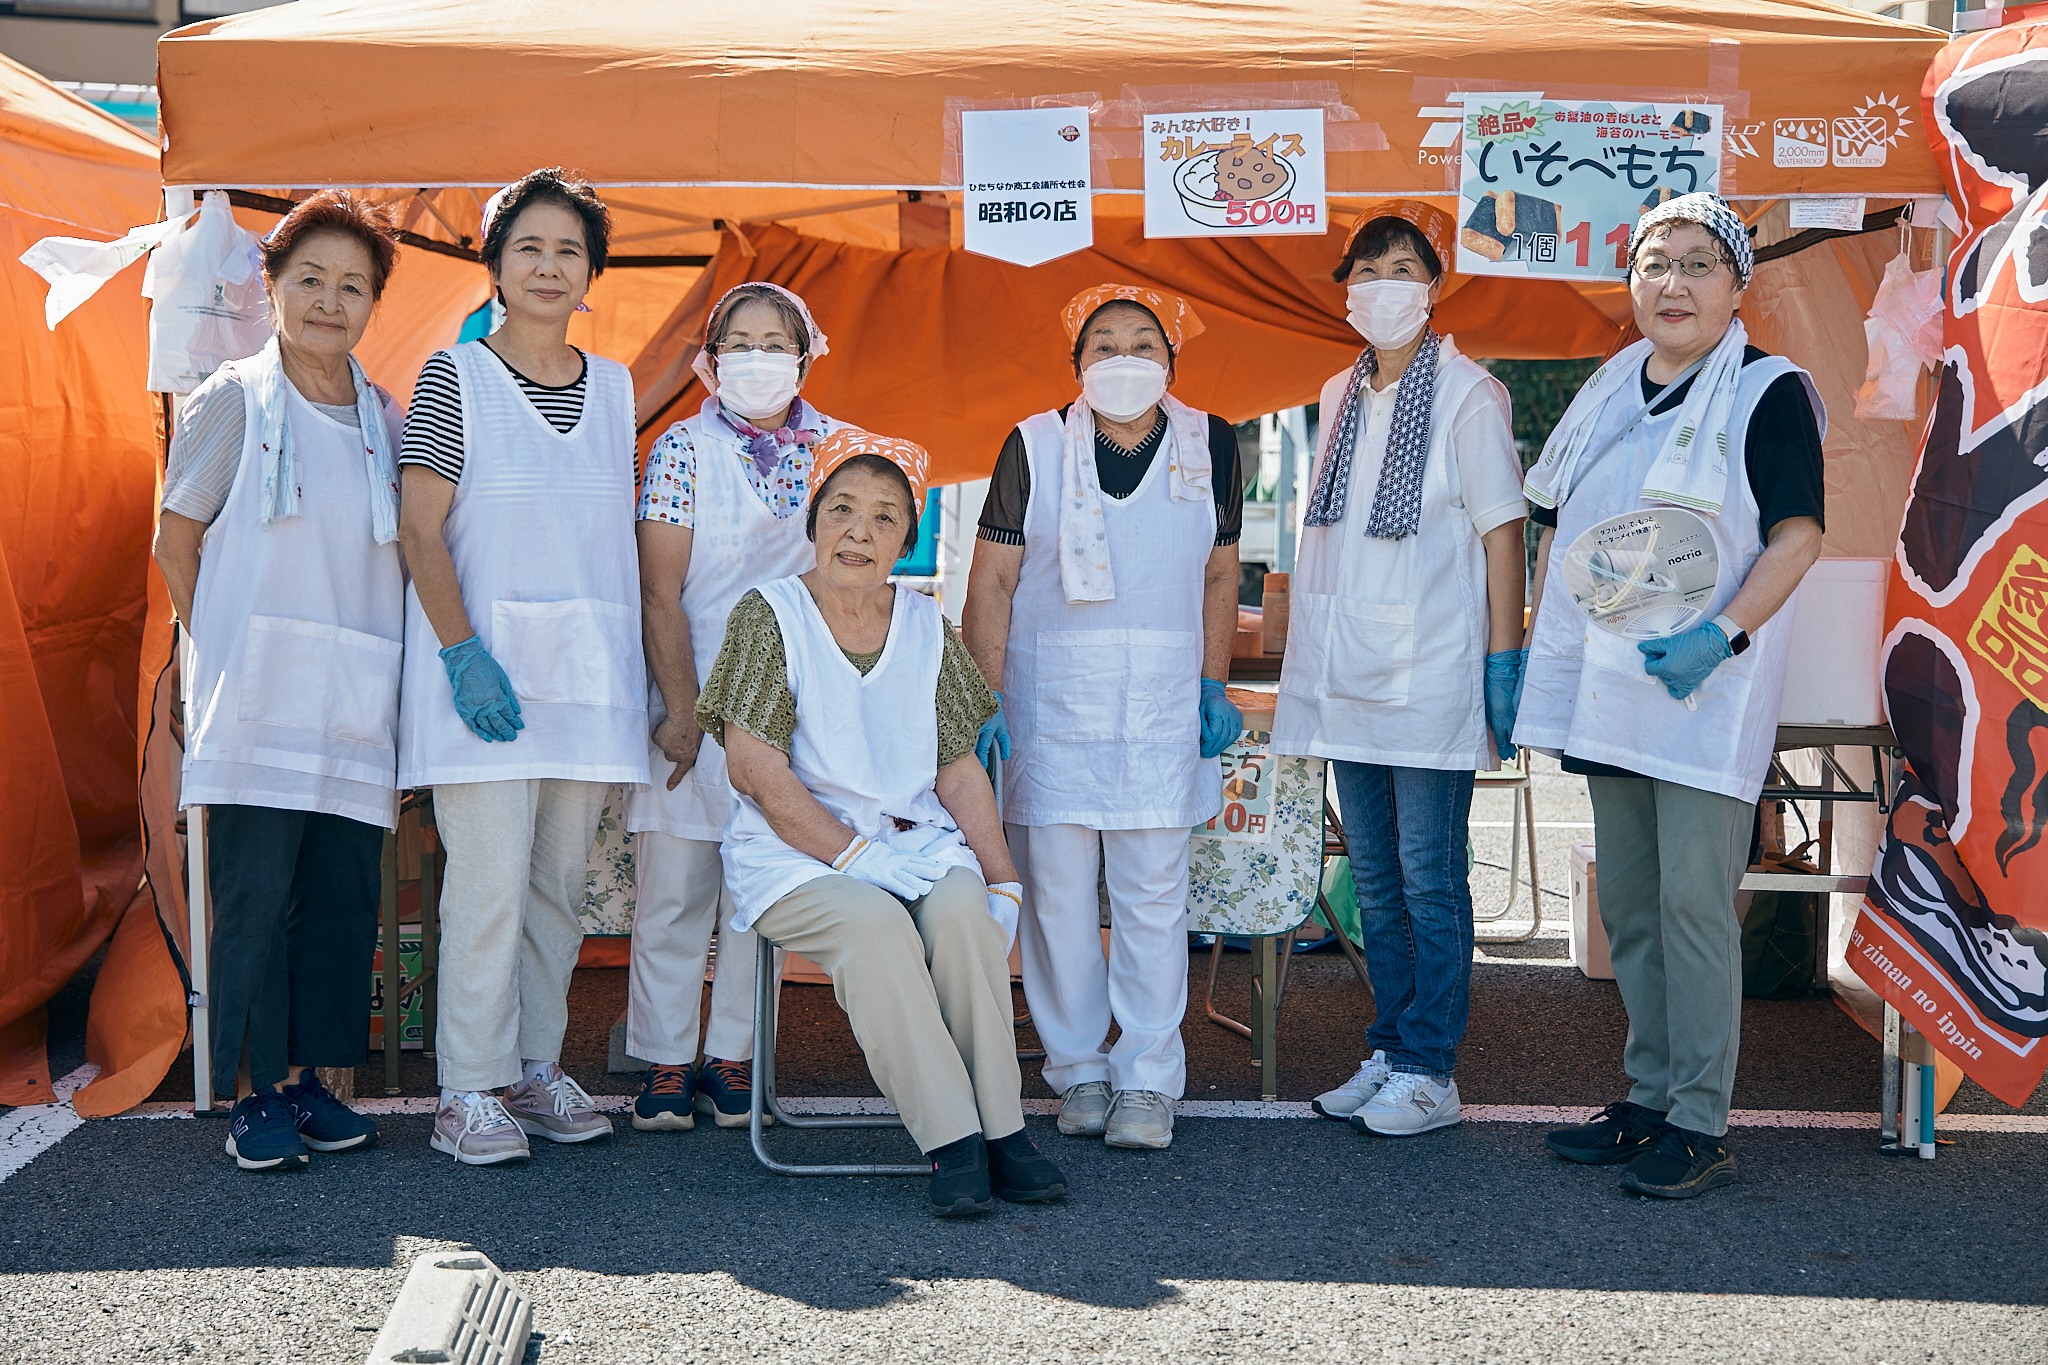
[1712,614,1750,655]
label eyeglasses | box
[712,338,801,355]
[1633,251,1728,281]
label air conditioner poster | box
[1453,95,1721,281]
[1143,109,1326,239]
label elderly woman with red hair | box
[154,189,406,1172]
[699,427,1065,1218]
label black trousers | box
[206,804,383,1097]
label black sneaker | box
[632,1063,696,1132]
[282,1069,378,1152]
[694,1057,766,1130]
[1619,1124,1738,1199]
[1544,1100,1668,1165]
[925,1134,994,1217]
[986,1128,1068,1204]
[225,1090,310,1172]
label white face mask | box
[1346,278,1434,349]
[715,350,803,421]
[1081,355,1170,422]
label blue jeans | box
[1332,762,1476,1080]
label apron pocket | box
[1034,627,1200,744]
[492,598,640,708]
[1318,598,1416,706]
[238,616,402,749]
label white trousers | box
[432,778,609,1092]
[1009,822,1190,1098]
[626,831,774,1065]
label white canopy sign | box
[961,108,1093,267]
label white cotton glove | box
[832,835,947,901]
[985,881,1022,952]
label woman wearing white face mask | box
[961,284,1243,1153]
[1274,203,1527,1141]
[622,282,843,1134]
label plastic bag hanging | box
[142,190,271,394]
[1855,251,1943,423]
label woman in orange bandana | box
[696,428,1067,1217]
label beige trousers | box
[751,865,1023,1153]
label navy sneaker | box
[225,1090,310,1171]
[986,1128,1068,1203]
[632,1063,697,1132]
[282,1069,379,1153]
[694,1057,768,1129]
[1619,1124,1739,1199]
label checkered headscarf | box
[1630,192,1753,286]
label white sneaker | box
[1312,1050,1392,1120]
[1350,1072,1461,1137]
[1057,1080,1112,1137]
[1104,1090,1175,1149]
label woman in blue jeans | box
[1271,200,1528,1136]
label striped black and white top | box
[398,345,589,484]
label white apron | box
[396,341,650,788]
[181,371,405,830]
[721,576,981,931]
[625,403,843,840]
[1000,406,1221,830]
[1273,342,1507,771]
[1517,352,1820,803]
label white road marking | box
[0,1064,100,1186]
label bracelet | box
[987,887,1022,908]
[832,836,868,871]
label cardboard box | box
[1779,557,1888,726]
[1569,845,1614,980]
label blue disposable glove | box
[976,689,1012,767]
[1198,677,1242,759]
[1638,621,1732,701]
[1484,648,1527,761]
[439,635,525,743]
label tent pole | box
[189,802,213,1112]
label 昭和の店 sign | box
[1143,109,1326,239]
[1453,95,1722,281]
[960,108,1094,267]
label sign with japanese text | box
[1142,109,1325,240]
[1202,727,1276,845]
[960,108,1093,267]
[1453,95,1721,281]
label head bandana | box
[1341,199,1455,275]
[810,426,930,515]
[1629,191,1754,286]
[480,178,595,310]
[1060,284,1205,354]
[692,281,831,393]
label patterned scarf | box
[1301,328,1442,539]
[709,395,822,477]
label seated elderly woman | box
[695,427,1069,1217]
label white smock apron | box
[1273,341,1506,772]
[1000,407,1221,830]
[1516,353,1822,804]
[181,370,404,830]
[721,576,982,932]
[624,403,843,840]
[396,341,650,788]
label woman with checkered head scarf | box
[1520,190,1828,1199]
[1272,201,1528,1143]
[958,284,1246,1154]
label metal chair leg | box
[1477,765,1543,944]
[747,933,925,1177]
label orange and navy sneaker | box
[632,1063,696,1132]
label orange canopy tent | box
[0,53,172,1112]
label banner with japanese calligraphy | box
[1452,95,1720,281]
[1142,109,1325,240]
[961,107,1093,267]
[1851,22,2048,1109]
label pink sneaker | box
[503,1065,614,1145]
[431,1092,530,1166]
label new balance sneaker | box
[225,1091,309,1172]
[503,1065,614,1144]
[694,1057,768,1129]
[1103,1090,1175,1149]
[632,1064,696,1132]
[985,1128,1069,1203]
[431,1091,530,1166]
[1351,1072,1462,1137]
[1312,1051,1393,1121]
[281,1069,378,1152]
[1544,1100,1669,1165]
[925,1134,993,1217]
[1056,1080,1112,1137]
[1619,1124,1738,1199]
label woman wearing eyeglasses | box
[622,283,846,1134]
[1517,193,1825,1200]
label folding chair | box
[1474,750,1543,945]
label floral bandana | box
[705,395,821,478]
[811,426,930,514]
[1059,284,1205,353]
[1340,199,1455,273]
